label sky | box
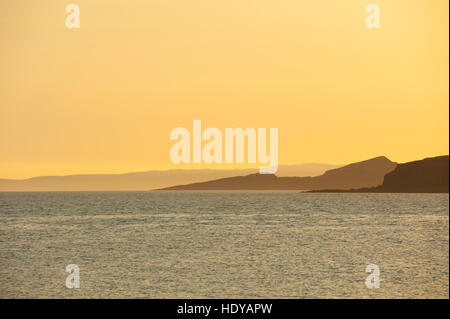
[0,0,448,179]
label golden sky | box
[0,0,448,179]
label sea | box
[0,191,448,298]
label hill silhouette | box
[377,155,448,192]
[0,163,340,191]
[313,155,449,193]
[359,155,448,193]
[159,156,397,190]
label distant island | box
[314,155,449,193]
[159,156,397,191]
[1,155,447,193]
[0,163,341,192]
[159,155,449,193]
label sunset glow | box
[1,0,448,179]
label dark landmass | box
[312,155,449,193]
[158,156,397,190]
[0,163,340,192]
[0,169,257,192]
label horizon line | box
[2,154,448,181]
